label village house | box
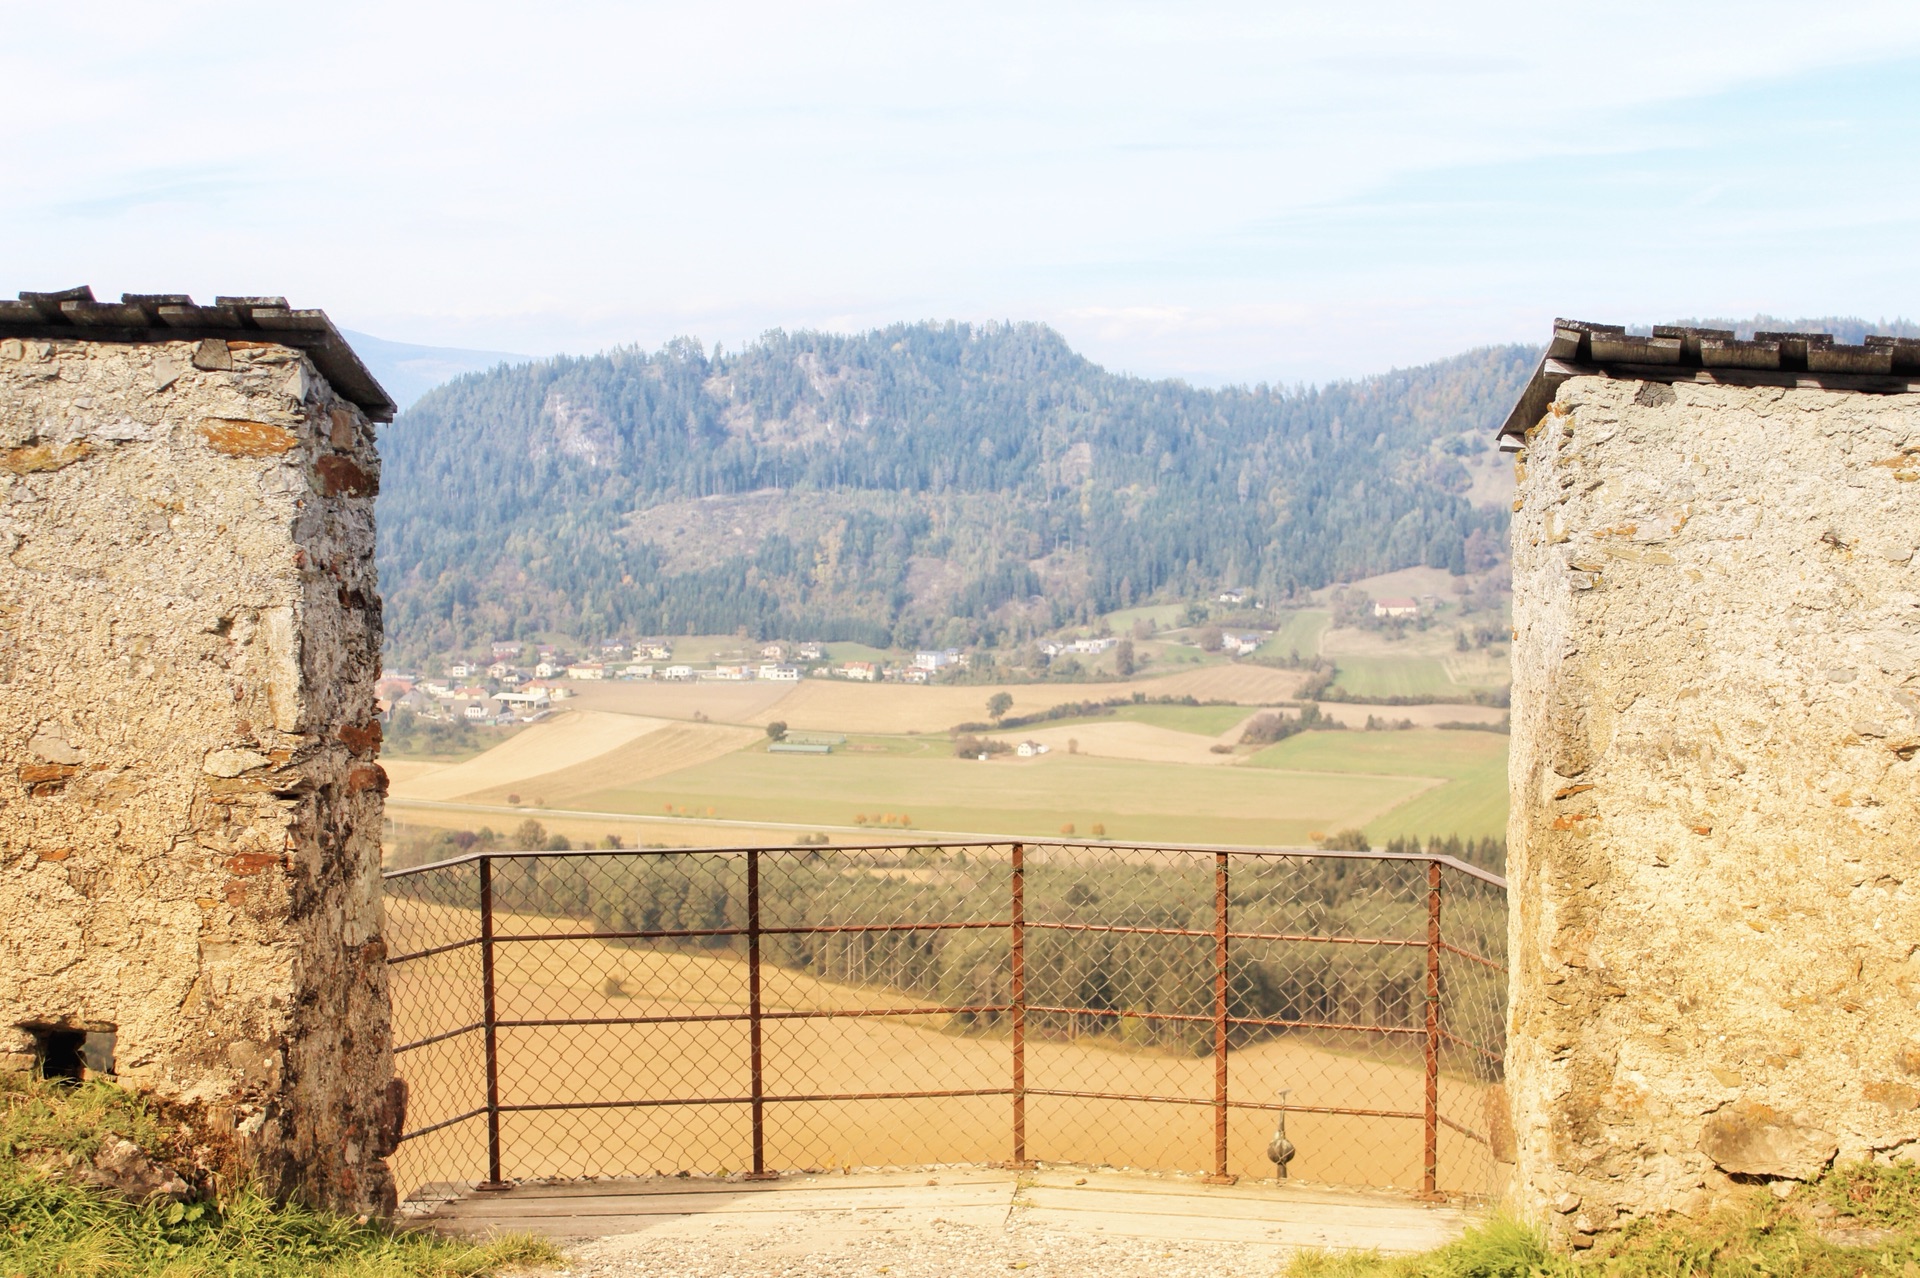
[1372,596,1419,619]
[1222,632,1262,656]
[450,684,489,701]
[485,661,513,680]
[490,640,521,660]
[599,641,627,657]
[1016,740,1049,757]
[1066,636,1116,655]
[491,689,551,717]
[758,664,801,682]
[759,641,786,659]
[702,664,753,681]
[839,660,877,682]
[621,663,654,679]
[660,664,694,681]
[797,641,824,661]
[902,667,929,684]
[1217,588,1246,604]
[638,641,673,661]
[912,648,960,671]
[533,660,558,679]
[565,661,607,680]
[446,660,476,679]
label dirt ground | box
[386,898,1499,1206]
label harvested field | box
[569,681,797,723]
[382,759,448,786]
[385,899,1497,1201]
[1313,702,1505,730]
[731,669,1304,736]
[567,750,1434,846]
[456,721,762,808]
[391,711,668,802]
[988,721,1247,767]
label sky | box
[9,2,1920,386]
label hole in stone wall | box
[20,1026,115,1082]
[30,1028,85,1082]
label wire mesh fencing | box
[383,842,1507,1205]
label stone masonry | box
[0,289,401,1213]
[1503,322,1920,1242]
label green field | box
[1101,602,1188,632]
[1259,609,1331,660]
[1246,729,1508,840]
[822,641,895,664]
[572,749,1432,846]
[1116,703,1253,735]
[1328,655,1460,698]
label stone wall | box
[1507,375,1920,1241]
[0,333,397,1212]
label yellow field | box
[455,721,764,808]
[392,712,668,801]
[386,897,1498,1199]
[719,667,1308,736]
[989,719,1250,766]
[568,680,796,722]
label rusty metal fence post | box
[1422,858,1442,1199]
[477,855,506,1190]
[1008,843,1032,1168]
[746,848,774,1178]
[1207,851,1233,1183]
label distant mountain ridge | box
[375,321,1533,662]
[341,330,533,410]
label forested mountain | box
[375,323,1534,661]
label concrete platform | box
[419,1166,1476,1269]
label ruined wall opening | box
[17,1025,113,1082]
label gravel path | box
[559,1214,1282,1278]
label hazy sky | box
[10,2,1920,385]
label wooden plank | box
[431,1184,1010,1219]
[1024,1169,1448,1209]
[429,1204,1016,1239]
[456,1168,1013,1200]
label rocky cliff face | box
[0,333,398,1213]
[1507,375,1920,1242]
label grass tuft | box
[1285,1163,1920,1278]
[0,1074,558,1278]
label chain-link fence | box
[383,842,1507,1205]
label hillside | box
[375,323,1534,662]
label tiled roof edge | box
[1496,318,1920,443]
[0,285,395,421]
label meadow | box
[387,619,1513,854]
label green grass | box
[822,641,894,664]
[0,1075,556,1278]
[1246,730,1509,842]
[1329,655,1461,698]
[1100,602,1188,633]
[1115,703,1253,735]
[1288,1163,1920,1277]
[576,748,1428,845]
[1260,609,1331,660]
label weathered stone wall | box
[0,333,397,1212]
[1508,375,1920,1241]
